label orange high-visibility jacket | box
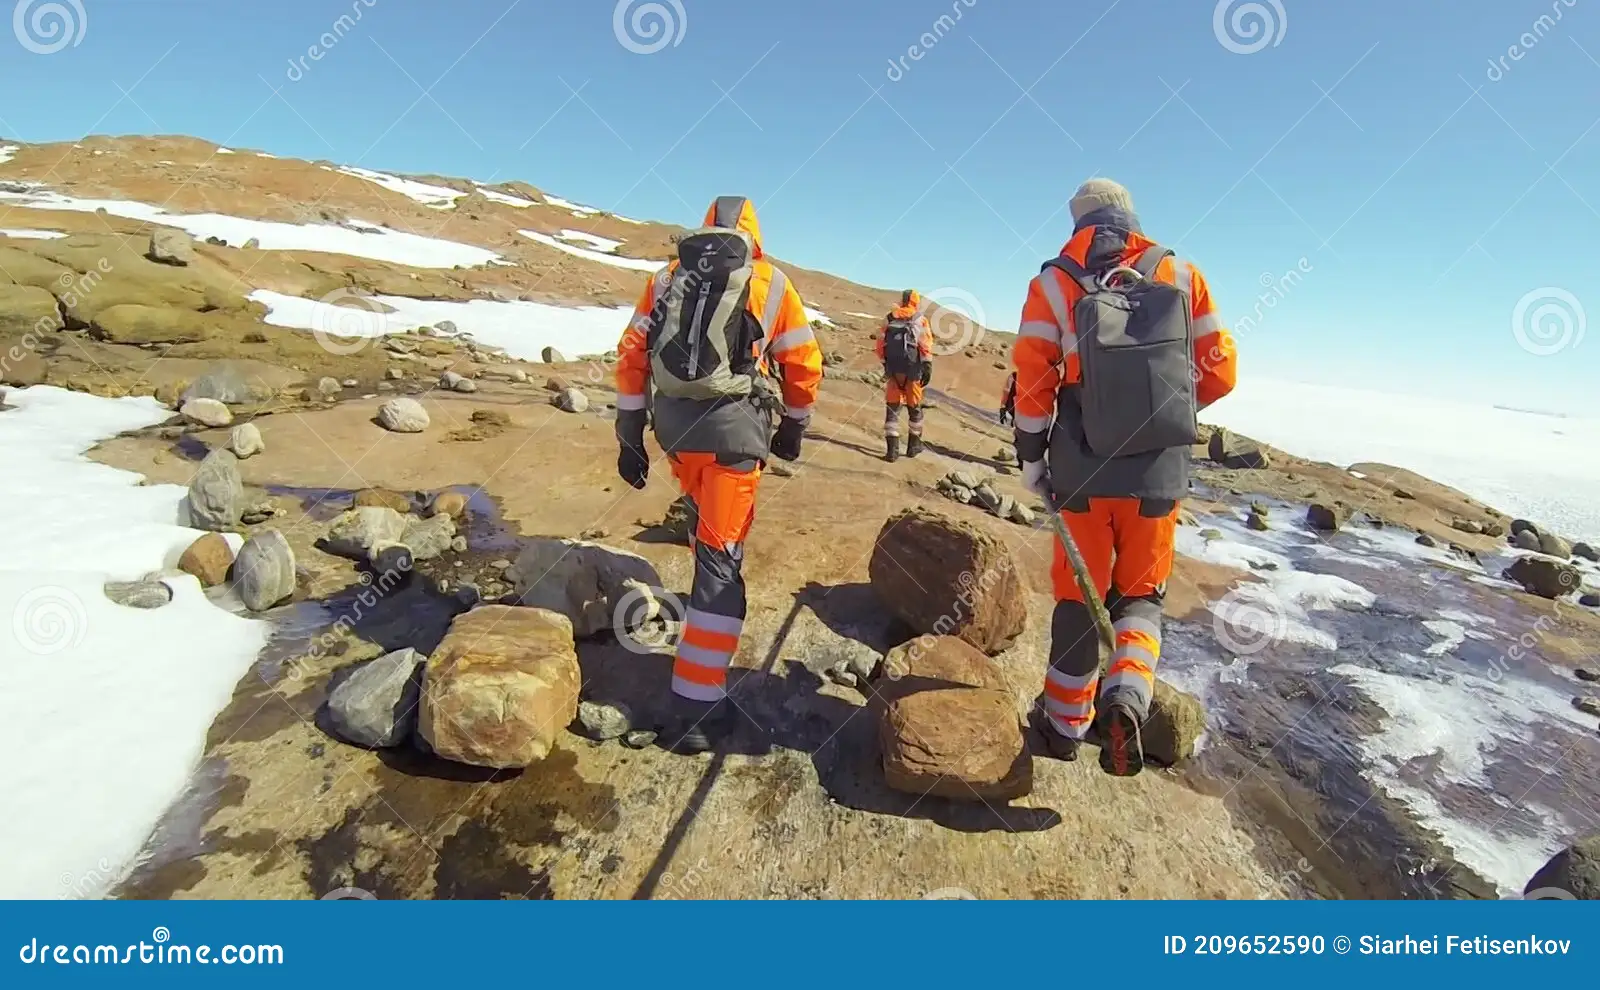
[615,197,823,423]
[1011,227,1236,436]
[875,294,935,366]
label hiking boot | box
[1028,709,1080,762]
[905,435,925,459]
[1096,698,1145,777]
[885,436,900,463]
[660,696,738,755]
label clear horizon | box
[0,0,1596,414]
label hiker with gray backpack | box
[613,196,823,753]
[1010,178,1237,777]
[875,289,934,462]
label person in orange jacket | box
[875,290,934,461]
[614,196,824,753]
[1011,178,1236,776]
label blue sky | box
[1,0,1597,413]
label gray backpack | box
[1043,245,1197,457]
[648,227,764,401]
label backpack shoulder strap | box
[1041,254,1099,294]
[1133,244,1173,280]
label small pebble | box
[622,730,657,749]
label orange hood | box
[704,196,764,258]
[890,290,922,320]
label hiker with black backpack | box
[875,290,934,462]
[1011,179,1237,777]
[613,196,824,753]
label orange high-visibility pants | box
[1042,496,1179,739]
[667,453,762,703]
[884,375,925,438]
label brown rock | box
[544,376,573,393]
[869,508,1027,655]
[877,636,1030,801]
[1207,428,1270,469]
[177,532,234,587]
[1307,502,1346,532]
[0,350,47,386]
[1141,681,1206,767]
[352,488,412,513]
[471,408,512,428]
[429,491,469,519]
[417,606,581,769]
[1506,556,1581,600]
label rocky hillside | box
[3,135,1598,902]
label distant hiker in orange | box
[876,290,934,462]
[614,196,824,753]
[1011,178,1236,776]
[999,371,1018,426]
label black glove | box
[770,416,805,462]
[616,412,649,490]
[919,363,933,386]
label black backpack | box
[648,227,764,400]
[1042,244,1197,457]
[882,316,923,377]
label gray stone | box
[1207,429,1271,469]
[324,648,425,748]
[186,449,242,532]
[342,378,358,388]
[1525,833,1600,900]
[370,544,414,580]
[1512,530,1543,552]
[555,387,589,413]
[228,422,264,459]
[541,346,568,364]
[506,539,666,638]
[1247,510,1270,532]
[622,730,657,750]
[510,369,529,383]
[104,579,172,609]
[1581,593,1600,608]
[1574,697,1600,718]
[234,530,296,611]
[1450,517,1483,535]
[434,320,458,335]
[440,371,477,393]
[1415,533,1438,548]
[1008,502,1035,527]
[376,397,429,433]
[403,514,458,561]
[1576,669,1600,683]
[324,507,409,559]
[949,470,983,491]
[449,535,468,553]
[1539,532,1573,558]
[147,228,195,266]
[577,700,632,741]
[1574,542,1598,562]
[386,367,404,380]
[317,377,342,397]
[1510,519,1540,538]
[180,397,232,427]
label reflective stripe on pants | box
[667,453,761,702]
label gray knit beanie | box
[1069,178,1134,224]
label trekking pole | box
[1044,507,1116,654]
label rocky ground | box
[5,135,1598,900]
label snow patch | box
[0,228,65,240]
[1421,620,1466,657]
[804,308,834,326]
[0,387,269,898]
[0,187,500,269]
[556,229,623,253]
[517,230,665,273]
[336,166,465,209]
[249,289,630,363]
[474,186,538,208]
[216,147,235,155]
[0,145,19,164]
[542,194,598,216]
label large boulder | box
[0,284,65,335]
[541,346,567,364]
[324,648,425,748]
[148,228,196,266]
[868,508,1027,655]
[1141,681,1207,767]
[1506,556,1581,600]
[90,304,216,344]
[186,449,242,532]
[1539,532,1573,559]
[234,530,296,611]
[506,539,666,638]
[876,636,1030,801]
[323,507,455,563]
[418,606,581,768]
[377,397,429,433]
[1524,833,1600,899]
[1306,502,1346,532]
[182,363,273,405]
[180,397,232,427]
[1207,428,1270,469]
[1511,530,1543,552]
[177,532,234,586]
[228,422,264,458]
